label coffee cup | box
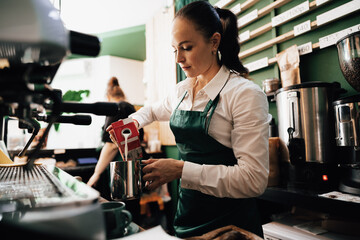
[101,201,132,238]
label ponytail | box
[215,7,249,77]
[107,76,126,99]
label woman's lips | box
[181,66,190,70]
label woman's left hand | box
[142,158,184,191]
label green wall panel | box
[97,25,146,61]
[68,25,146,61]
[209,0,360,124]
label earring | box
[217,50,222,61]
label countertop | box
[259,186,360,218]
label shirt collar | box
[181,65,230,100]
[203,65,230,100]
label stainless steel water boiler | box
[275,82,341,164]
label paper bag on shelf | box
[276,45,301,88]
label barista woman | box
[108,1,271,238]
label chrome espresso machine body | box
[0,0,117,239]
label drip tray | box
[0,165,105,240]
[0,164,99,210]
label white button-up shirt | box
[131,65,271,198]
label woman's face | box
[171,17,219,79]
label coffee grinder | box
[333,31,360,195]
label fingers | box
[142,172,153,181]
[109,130,120,148]
[141,161,161,190]
[108,130,116,140]
[87,176,98,187]
[106,118,139,131]
[142,173,160,190]
[142,164,152,174]
[142,159,157,174]
[87,181,95,187]
[140,158,172,190]
[109,134,115,143]
[145,180,159,191]
[106,125,113,132]
[141,159,156,164]
[109,135,116,145]
[133,119,139,129]
[141,160,155,181]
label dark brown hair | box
[107,76,125,99]
[175,1,248,77]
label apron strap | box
[203,98,214,113]
[204,72,231,133]
[205,95,220,133]
[175,91,188,110]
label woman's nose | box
[175,51,184,63]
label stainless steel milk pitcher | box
[110,160,142,200]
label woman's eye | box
[173,46,192,53]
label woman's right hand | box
[87,173,100,187]
[133,119,139,129]
[106,119,139,146]
[105,119,139,132]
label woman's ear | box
[211,32,221,50]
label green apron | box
[169,81,263,238]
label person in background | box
[108,1,271,238]
[87,76,143,222]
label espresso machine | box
[0,0,123,239]
[333,31,360,195]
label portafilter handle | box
[69,30,101,57]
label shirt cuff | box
[181,161,202,189]
[129,114,142,128]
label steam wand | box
[17,118,40,157]
[24,87,61,170]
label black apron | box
[169,79,263,238]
